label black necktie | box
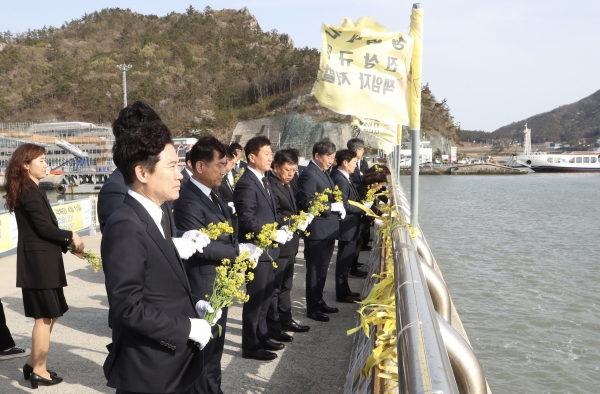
[285,183,297,213]
[160,209,177,251]
[210,192,223,213]
[262,178,271,196]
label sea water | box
[402,173,600,394]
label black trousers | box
[352,221,371,270]
[193,307,228,394]
[242,260,275,352]
[267,254,296,333]
[117,386,192,394]
[304,239,336,315]
[0,300,16,350]
[336,240,358,299]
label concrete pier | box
[0,234,364,393]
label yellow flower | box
[70,249,102,273]
[233,167,245,188]
[333,185,343,202]
[200,222,234,240]
[363,185,377,203]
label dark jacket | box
[232,168,283,262]
[15,184,72,289]
[331,168,363,242]
[218,173,234,204]
[180,168,191,190]
[267,171,300,257]
[350,159,370,200]
[98,168,183,237]
[174,179,239,297]
[297,161,339,241]
[101,195,202,393]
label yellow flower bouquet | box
[69,249,102,273]
[245,222,280,268]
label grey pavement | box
[0,234,369,393]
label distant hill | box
[0,7,461,144]
[461,89,600,144]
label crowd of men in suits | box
[97,101,384,394]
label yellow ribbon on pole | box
[407,4,424,130]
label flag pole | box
[408,3,423,228]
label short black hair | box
[272,149,299,168]
[335,149,356,166]
[312,138,336,157]
[225,146,236,159]
[244,136,271,158]
[189,136,226,170]
[112,101,162,139]
[347,138,365,152]
[185,150,191,163]
[113,120,173,186]
[230,142,243,151]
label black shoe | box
[242,349,278,361]
[361,245,373,251]
[269,330,293,342]
[336,295,361,303]
[351,292,361,297]
[29,372,63,389]
[282,320,310,333]
[307,311,330,322]
[319,303,339,313]
[356,262,365,268]
[349,269,368,278]
[260,339,285,351]
[23,363,58,380]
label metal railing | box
[389,157,488,394]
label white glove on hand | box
[172,237,199,259]
[239,243,263,264]
[331,202,344,213]
[382,213,390,217]
[195,300,222,323]
[339,207,347,220]
[374,219,384,228]
[189,318,212,350]
[280,226,294,241]
[297,213,314,232]
[182,230,211,249]
[272,229,289,245]
[227,202,236,214]
[363,201,373,209]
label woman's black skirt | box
[22,288,68,319]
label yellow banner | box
[351,117,397,153]
[0,212,18,252]
[313,17,414,125]
[407,5,424,130]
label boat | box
[512,124,600,172]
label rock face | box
[237,7,261,31]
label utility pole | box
[116,64,132,108]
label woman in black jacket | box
[3,143,84,389]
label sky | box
[1,0,599,132]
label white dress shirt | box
[185,168,193,178]
[189,177,212,198]
[127,190,166,238]
[247,165,265,181]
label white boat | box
[513,124,600,172]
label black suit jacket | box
[267,171,300,257]
[350,159,370,200]
[101,195,202,393]
[98,168,183,237]
[174,180,239,296]
[232,168,282,262]
[218,173,234,203]
[297,161,339,241]
[331,168,363,242]
[15,184,72,289]
[180,168,191,190]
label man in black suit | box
[218,146,238,238]
[298,139,346,322]
[233,136,291,361]
[229,142,247,173]
[174,136,261,394]
[266,149,311,341]
[347,138,370,277]
[180,150,192,190]
[102,121,215,394]
[331,150,371,303]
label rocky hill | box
[461,89,600,145]
[0,7,460,145]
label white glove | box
[382,213,390,217]
[331,202,344,213]
[182,230,211,249]
[227,202,236,214]
[271,229,288,245]
[189,318,212,350]
[363,201,373,209]
[374,219,384,228]
[195,300,222,323]
[172,237,200,259]
[306,213,315,225]
[339,207,346,220]
[280,225,294,241]
[239,243,263,264]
